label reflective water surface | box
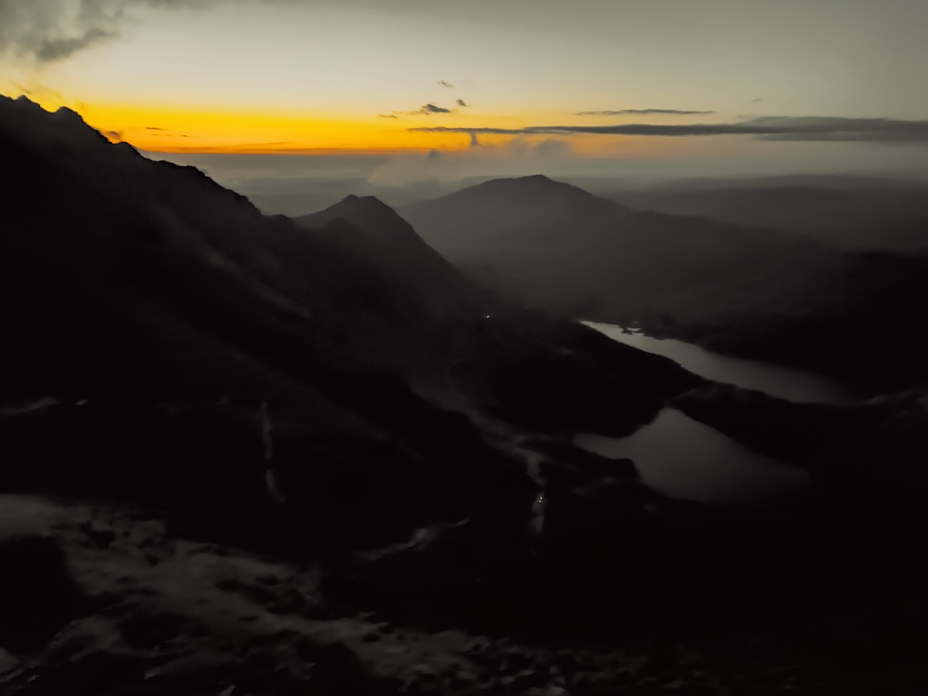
[575,409,811,503]
[576,322,835,503]
[584,321,853,404]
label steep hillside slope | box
[401,175,928,393]
[0,96,699,557]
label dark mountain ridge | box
[295,194,491,323]
[401,175,928,393]
[607,178,928,256]
[1,94,704,562]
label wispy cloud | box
[378,113,399,119]
[411,116,928,143]
[4,80,69,108]
[437,80,454,88]
[457,99,467,107]
[575,108,715,116]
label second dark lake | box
[574,322,848,504]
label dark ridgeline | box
[0,94,704,625]
[606,175,928,256]
[402,175,928,394]
[3,95,928,694]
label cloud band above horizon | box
[575,109,716,116]
[411,116,928,143]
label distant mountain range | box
[400,174,835,320]
[401,175,928,393]
[605,176,928,256]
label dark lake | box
[574,322,851,504]
[584,321,853,404]
[575,409,811,503]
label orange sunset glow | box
[83,104,451,154]
[47,100,703,159]
[2,0,925,175]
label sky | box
[2,0,928,187]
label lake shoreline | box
[582,320,857,404]
[572,320,871,505]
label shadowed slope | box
[607,178,928,256]
[401,175,928,393]
[0,95,701,557]
[401,174,834,318]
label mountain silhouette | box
[401,175,928,393]
[401,175,629,259]
[0,95,700,555]
[607,177,928,256]
[295,194,490,321]
[401,174,837,335]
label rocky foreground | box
[4,495,928,696]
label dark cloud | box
[457,99,467,107]
[103,129,122,139]
[378,114,399,119]
[411,116,928,143]
[414,103,452,115]
[146,126,163,130]
[437,80,454,88]
[751,98,765,103]
[0,0,218,63]
[575,109,715,116]
[34,27,118,62]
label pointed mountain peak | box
[1,93,114,154]
[516,174,554,183]
[52,106,85,121]
[424,173,623,213]
[296,194,419,243]
[12,94,42,109]
[478,174,587,195]
[334,193,391,209]
[326,194,401,220]
[400,173,635,221]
